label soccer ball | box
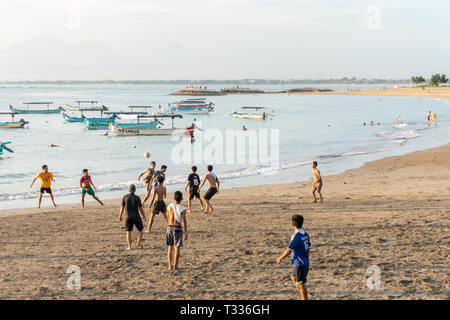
[144,152,151,159]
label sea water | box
[0,84,449,210]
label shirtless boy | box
[138,161,156,205]
[166,191,188,271]
[146,175,167,232]
[199,165,219,214]
[312,161,323,203]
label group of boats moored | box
[1,99,275,154]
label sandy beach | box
[282,86,450,99]
[0,144,449,300]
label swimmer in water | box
[432,112,437,121]
[397,116,401,122]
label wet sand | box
[0,144,449,300]
[282,86,450,99]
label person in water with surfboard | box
[80,169,104,207]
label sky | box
[0,0,449,80]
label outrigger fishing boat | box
[62,105,112,123]
[230,107,273,120]
[65,100,101,111]
[83,110,148,130]
[112,108,161,129]
[109,114,194,136]
[168,98,214,114]
[0,112,29,128]
[10,102,62,114]
[0,141,13,156]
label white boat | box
[109,114,194,136]
[230,107,273,120]
[65,100,103,111]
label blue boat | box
[83,117,115,130]
[10,102,62,114]
[168,98,214,114]
[0,141,13,156]
[0,112,29,128]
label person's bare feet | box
[127,247,132,251]
[136,244,143,249]
[144,229,151,233]
[168,266,172,271]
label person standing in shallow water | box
[311,161,323,203]
[118,184,146,250]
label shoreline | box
[0,143,448,299]
[275,86,450,99]
[1,140,448,217]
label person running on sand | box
[277,214,312,300]
[138,161,156,205]
[30,164,57,208]
[118,184,146,250]
[184,166,204,213]
[80,169,104,207]
[166,191,188,272]
[146,175,167,232]
[312,161,323,203]
[199,165,219,214]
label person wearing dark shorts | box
[118,184,146,250]
[203,187,217,201]
[277,214,312,300]
[184,166,204,212]
[40,187,52,194]
[152,200,167,215]
[30,164,57,208]
[147,175,167,232]
[199,165,220,214]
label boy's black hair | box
[42,164,48,170]
[312,161,318,166]
[161,165,167,170]
[174,191,183,203]
[191,166,197,172]
[292,215,304,228]
[207,164,213,171]
[151,161,156,165]
[83,169,88,173]
[157,175,164,183]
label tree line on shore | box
[411,74,448,86]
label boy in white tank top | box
[166,191,188,271]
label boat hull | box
[83,118,115,130]
[0,120,29,128]
[109,123,187,136]
[10,105,62,114]
[63,112,115,123]
[231,113,265,120]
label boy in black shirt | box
[184,166,204,213]
[118,184,146,250]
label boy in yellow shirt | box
[30,164,57,208]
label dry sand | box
[281,86,450,99]
[0,144,449,300]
